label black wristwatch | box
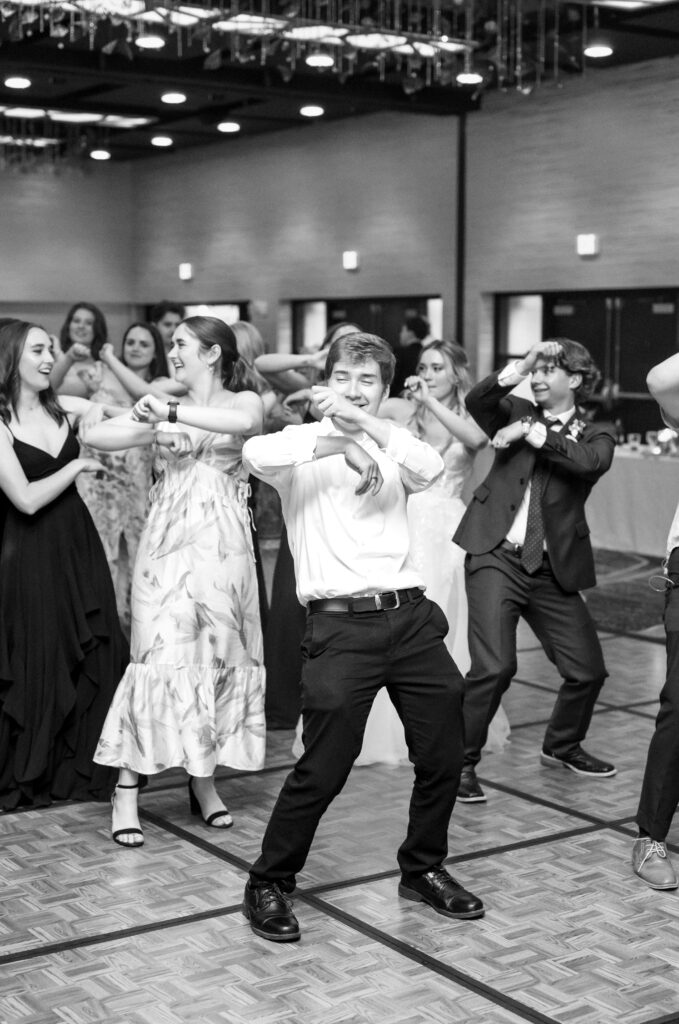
[167,401,179,424]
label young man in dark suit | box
[453,338,617,803]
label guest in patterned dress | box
[76,323,169,629]
[84,317,266,848]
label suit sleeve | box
[536,421,615,483]
[464,372,518,439]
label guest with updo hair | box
[83,315,266,847]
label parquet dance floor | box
[2,552,679,1024]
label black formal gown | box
[0,427,128,810]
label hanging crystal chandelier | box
[0,0,591,96]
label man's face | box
[155,311,182,349]
[531,359,579,412]
[327,357,388,419]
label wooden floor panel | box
[3,569,679,1024]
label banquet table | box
[465,444,679,558]
[586,446,679,557]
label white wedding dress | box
[293,436,511,765]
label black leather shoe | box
[457,766,487,803]
[399,866,484,919]
[242,880,301,942]
[540,746,617,777]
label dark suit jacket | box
[453,371,616,593]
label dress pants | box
[637,547,679,842]
[463,547,607,767]
[250,595,465,883]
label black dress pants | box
[250,594,465,883]
[463,547,607,767]
[637,547,679,842]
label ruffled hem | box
[94,661,266,775]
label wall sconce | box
[342,250,359,272]
[576,234,600,258]
[178,262,193,280]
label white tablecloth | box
[586,447,679,557]
[466,445,679,558]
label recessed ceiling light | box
[584,43,614,58]
[90,149,112,161]
[4,76,31,90]
[212,13,286,35]
[161,91,187,104]
[135,33,166,49]
[456,71,484,85]
[305,53,334,68]
[300,105,324,117]
[151,134,173,147]
[217,120,240,133]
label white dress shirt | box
[499,361,571,548]
[243,417,444,604]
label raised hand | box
[521,340,563,375]
[404,375,430,404]
[156,431,192,455]
[311,385,362,427]
[344,440,383,495]
[132,393,167,424]
[491,420,525,449]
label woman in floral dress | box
[84,316,265,847]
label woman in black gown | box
[0,320,129,810]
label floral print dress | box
[94,426,266,776]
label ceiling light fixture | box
[305,51,334,68]
[217,120,241,133]
[90,148,112,160]
[135,33,166,49]
[161,91,187,104]
[4,76,31,89]
[300,104,324,117]
[584,43,613,58]
[151,134,174,146]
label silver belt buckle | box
[376,590,400,610]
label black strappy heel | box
[188,778,233,829]
[111,782,144,848]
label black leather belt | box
[308,587,424,614]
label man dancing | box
[241,331,483,942]
[454,338,617,803]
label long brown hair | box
[0,320,66,426]
[60,302,108,359]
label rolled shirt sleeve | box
[384,423,444,493]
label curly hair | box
[549,337,602,401]
[0,320,66,426]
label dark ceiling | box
[0,0,678,162]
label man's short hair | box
[325,332,395,390]
[149,300,185,323]
[403,315,430,341]
[549,337,602,401]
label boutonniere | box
[565,418,586,442]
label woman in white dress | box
[356,340,510,765]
